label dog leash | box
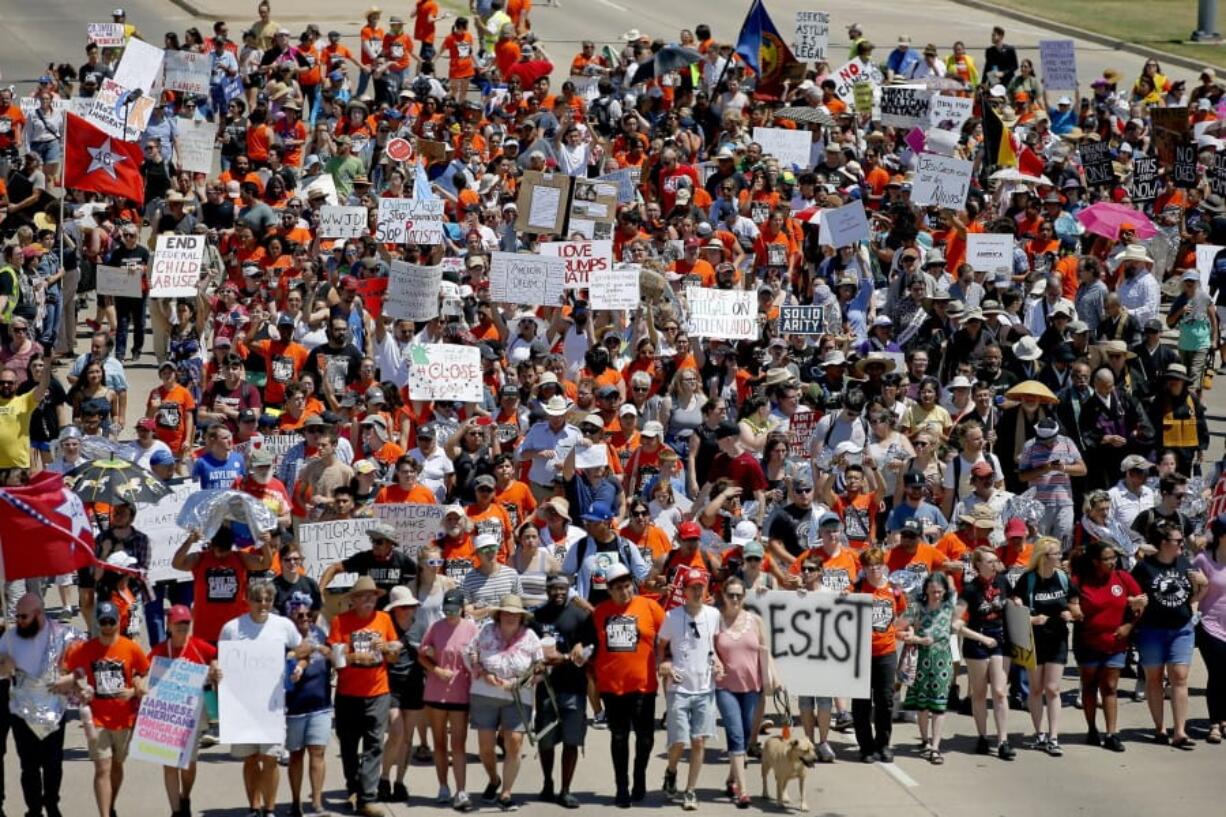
[772,686,793,739]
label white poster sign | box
[149,234,204,298]
[406,344,483,403]
[136,479,195,583]
[832,57,883,102]
[113,37,165,94]
[319,206,369,239]
[385,261,442,322]
[684,287,758,340]
[911,153,973,209]
[817,200,870,247]
[1197,244,1225,287]
[373,503,446,559]
[589,263,641,311]
[96,264,144,298]
[376,198,445,245]
[88,23,126,47]
[743,590,872,698]
[793,11,830,61]
[87,78,156,140]
[880,86,931,129]
[162,51,210,96]
[539,240,613,288]
[929,95,974,131]
[752,126,812,170]
[218,641,287,745]
[489,252,567,306]
[967,233,1016,274]
[1039,39,1077,90]
[175,118,215,175]
[298,517,378,589]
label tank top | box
[715,612,762,694]
[192,549,249,643]
[513,548,552,608]
[408,579,448,647]
[667,393,704,439]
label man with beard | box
[975,343,1016,399]
[303,315,364,401]
[0,594,78,817]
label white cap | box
[619,403,638,416]
[641,420,664,438]
[948,375,973,389]
[730,520,759,547]
[989,84,1007,98]
[834,440,863,457]
[475,533,500,550]
[1057,95,1072,105]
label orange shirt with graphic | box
[788,546,861,593]
[860,581,907,656]
[467,502,514,562]
[376,483,437,504]
[496,40,522,79]
[443,32,476,79]
[250,338,309,406]
[65,637,150,730]
[495,480,537,529]
[592,595,664,695]
[885,542,947,580]
[830,492,877,549]
[328,609,397,697]
[147,383,196,455]
[360,25,386,66]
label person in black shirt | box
[318,523,417,609]
[958,546,1016,759]
[763,476,822,562]
[530,575,595,809]
[78,43,113,87]
[686,398,725,498]
[105,224,152,361]
[272,542,323,617]
[303,314,364,400]
[984,27,1019,85]
[140,138,174,209]
[382,585,423,803]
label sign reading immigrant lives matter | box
[911,153,973,209]
[880,86,931,129]
[793,11,830,60]
[175,118,215,175]
[778,305,829,335]
[406,343,483,404]
[490,252,567,306]
[1038,39,1077,90]
[298,517,378,588]
[966,233,1015,274]
[88,23,126,47]
[818,200,870,247]
[743,589,872,698]
[162,50,210,95]
[929,95,974,131]
[149,234,204,297]
[1080,141,1116,186]
[752,127,812,170]
[685,287,758,340]
[373,503,446,559]
[131,657,209,769]
[96,264,144,298]
[384,261,442,322]
[319,206,369,238]
[219,641,287,745]
[589,262,641,311]
[539,240,613,288]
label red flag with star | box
[63,112,145,204]
[0,471,100,581]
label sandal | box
[1207,725,1222,745]
[1171,736,1196,751]
[928,750,945,765]
[1154,731,1170,745]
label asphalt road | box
[1,2,1223,816]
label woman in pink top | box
[1195,517,1226,744]
[419,588,480,811]
[715,576,773,808]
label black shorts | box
[962,625,1007,661]
[1034,630,1070,666]
[425,700,469,713]
[534,691,588,750]
[390,663,426,711]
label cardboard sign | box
[372,503,445,559]
[1196,244,1225,287]
[1005,602,1036,670]
[162,51,210,95]
[131,658,209,769]
[568,178,618,233]
[176,118,215,175]
[406,343,483,403]
[743,590,872,698]
[778,305,830,334]
[752,126,812,170]
[788,411,819,459]
[490,252,567,306]
[966,233,1015,274]
[1172,143,1199,189]
[385,261,442,321]
[376,198,444,245]
[96,264,143,298]
[319,205,369,238]
[685,287,758,340]
[793,11,830,61]
[1080,141,1116,187]
[832,58,882,102]
[1129,155,1160,202]
[1038,39,1077,90]
[298,517,378,588]
[923,128,959,157]
[87,77,156,140]
[539,239,613,288]
[589,262,641,311]
[88,22,126,47]
[817,200,870,247]
[852,81,874,113]
[880,86,931,129]
[911,153,973,209]
[929,95,974,132]
[218,641,287,745]
[137,479,195,584]
[515,171,571,234]
[1152,107,1191,167]
[149,234,204,297]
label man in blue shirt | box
[885,36,920,82]
[886,470,949,532]
[192,423,247,490]
[1045,93,1079,135]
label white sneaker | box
[817,741,836,763]
[437,785,453,803]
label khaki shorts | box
[231,742,282,759]
[89,728,133,762]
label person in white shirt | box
[409,424,455,502]
[1108,455,1157,561]
[119,418,174,469]
[517,396,581,501]
[656,572,722,811]
[942,421,1004,519]
[1116,245,1161,327]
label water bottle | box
[80,704,98,743]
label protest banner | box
[589,263,642,311]
[929,95,974,131]
[911,154,973,209]
[373,503,445,559]
[319,205,369,239]
[1080,141,1115,187]
[778,305,829,334]
[1197,244,1225,287]
[793,11,830,60]
[880,86,931,129]
[742,590,872,698]
[162,51,210,95]
[385,261,442,321]
[1213,153,1226,198]
[787,411,819,459]
[832,58,882,102]
[149,234,204,298]
[298,517,379,588]
[113,37,165,93]
[1005,603,1037,670]
[1038,39,1077,89]
[570,74,601,102]
[175,118,215,175]
[595,167,637,204]
[1151,107,1191,167]
[137,479,195,583]
[752,127,812,170]
[1129,155,1160,202]
[255,434,299,467]
[817,200,870,247]
[966,233,1015,274]
[515,171,571,234]
[685,287,758,340]
[375,198,444,245]
[87,77,156,140]
[96,264,143,298]
[1173,143,1199,189]
[218,641,287,745]
[490,252,567,306]
[131,657,209,769]
[406,343,483,403]
[539,239,613,288]
[88,22,126,46]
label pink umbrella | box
[1076,202,1159,241]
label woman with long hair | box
[509,521,559,608]
[68,359,118,426]
[660,366,707,458]
[715,576,771,807]
[380,587,423,803]
[959,547,1016,759]
[1195,515,1226,744]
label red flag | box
[63,112,145,204]
[0,472,99,581]
[1019,146,1046,179]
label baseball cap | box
[683,570,710,588]
[249,447,275,468]
[352,459,377,475]
[970,460,995,478]
[818,511,842,529]
[581,501,616,523]
[136,417,157,431]
[168,604,193,624]
[714,421,740,439]
[903,471,926,487]
[442,588,466,614]
[899,518,923,537]
[677,520,702,540]
[604,563,632,584]
[474,474,497,490]
[150,449,176,467]
[474,533,500,551]
[95,601,121,624]
[1004,517,1027,538]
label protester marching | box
[0,0,1224,815]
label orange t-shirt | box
[495,480,537,529]
[885,542,947,583]
[440,533,479,579]
[328,609,397,697]
[467,502,514,562]
[147,383,196,455]
[789,546,861,593]
[507,0,532,29]
[859,581,907,656]
[830,492,877,549]
[936,530,976,591]
[414,0,440,44]
[250,339,309,406]
[495,39,522,79]
[360,25,386,66]
[375,483,437,504]
[65,637,151,730]
[592,595,665,695]
[443,32,476,79]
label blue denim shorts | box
[1073,646,1126,669]
[665,690,717,745]
[1136,623,1196,668]
[286,709,332,751]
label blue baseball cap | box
[150,449,176,467]
[581,501,616,523]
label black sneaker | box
[1103,734,1126,753]
[976,735,992,755]
[378,780,392,802]
[860,751,878,763]
[1085,729,1101,747]
[391,783,408,803]
[630,782,646,803]
[557,792,581,810]
[482,778,502,803]
[539,782,555,803]
[998,741,1016,761]
[663,769,679,800]
[614,789,632,809]
[878,747,894,763]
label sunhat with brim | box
[1011,336,1042,362]
[1118,244,1153,265]
[1004,380,1058,405]
[385,586,421,610]
[347,576,386,598]
[853,352,897,377]
[493,594,534,622]
[542,395,569,416]
[1095,339,1137,360]
[1164,363,1192,382]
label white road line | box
[879,761,920,788]
[595,0,630,11]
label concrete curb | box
[165,0,213,19]
[948,0,1224,74]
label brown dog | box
[760,734,818,810]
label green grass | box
[994,0,1226,69]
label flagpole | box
[59,114,66,289]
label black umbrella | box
[66,458,171,505]
[629,45,703,85]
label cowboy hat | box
[1118,244,1154,265]
[492,593,534,622]
[347,576,386,598]
[1004,380,1059,405]
[1011,336,1042,362]
[1095,339,1137,359]
[542,395,570,416]
[853,351,897,377]
[763,367,796,387]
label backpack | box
[590,96,616,138]
[411,75,434,104]
[1023,567,1069,603]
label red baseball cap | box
[1004,518,1027,538]
[683,570,710,587]
[677,521,702,540]
[136,417,157,431]
[167,604,192,624]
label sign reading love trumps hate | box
[149,234,204,297]
[539,240,612,288]
[684,287,758,340]
[131,657,209,769]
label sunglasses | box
[724,593,744,600]
[802,566,821,573]
[98,618,119,627]
[426,558,445,567]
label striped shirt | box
[1018,435,1081,504]
[461,566,523,612]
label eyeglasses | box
[426,558,445,567]
[632,510,650,517]
[802,566,821,573]
[724,593,744,600]
[10,326,27,334]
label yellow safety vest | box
[1161,396,1198,449]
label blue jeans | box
[143,581,194,647]
[715,688,760,755]
[38,296,61,351]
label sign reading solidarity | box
[149,234,205,297]
[778,305,829,334]
[406,343,483,403]
[490,252,567,306]
[685,287,758,340]
[743,590,873,698]
[376,198,444,244]
[131,658,209,769]
[539,239,613,288]
[792,11,830,61]
[373,503,446,559]
[911,153,973,209]
[319,205,369,238]
[219,641,287,745]
[385,261,442,321]
[880,86,931,129]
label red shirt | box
[1073,569,1142,653]
[709,451,768,495]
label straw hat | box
[1164,363,1192,382]
[347,576,386,598]
[492,594,534,622]
[1118,244,1153,266]
[542,395,569,416]
[763,367,796,387]
[1004,380,1058,405]
[853,351,897,377]
[1095,339,1137,360]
